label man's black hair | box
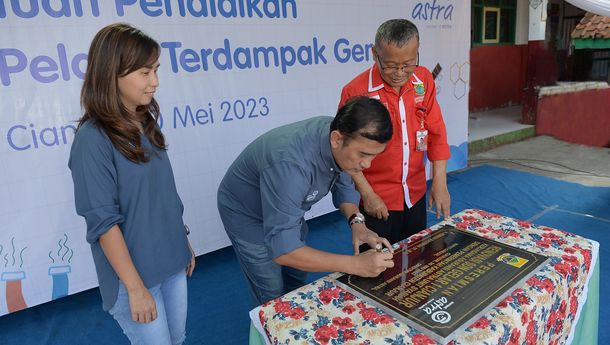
[331,96,392,143]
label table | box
[250,209,599,345]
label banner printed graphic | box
[0,0,469,316]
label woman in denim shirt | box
[69,23,195,345]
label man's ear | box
[330,130,344,149]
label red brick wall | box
[536,88,610,147]
[469,44,528,112]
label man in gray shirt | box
[217,97,395,305]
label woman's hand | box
[186,242,196,277]
[127,285,157,323]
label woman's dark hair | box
[78,23,164,163]
[331,96,392,143]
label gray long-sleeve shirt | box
[217,116,360,258]
[69,120,190,311]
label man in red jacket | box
[339,19,451,248]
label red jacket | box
[339,64,450,210]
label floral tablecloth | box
[256,209,599,345]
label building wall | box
[536,88,610,147]
[469,44,528,112]
[469,0,529,112]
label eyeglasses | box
[376,52,419,74]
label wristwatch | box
[348,212,365,226]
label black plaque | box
[335,225,549,344]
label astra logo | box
[411,0,454,21]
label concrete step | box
[468,127,536,155]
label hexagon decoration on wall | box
[449,61,470,100]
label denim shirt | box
[69,120,190,310]
[217,116,360,258]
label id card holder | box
[415,104,428,151]
[416,127,428,151]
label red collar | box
[367,64,423,95]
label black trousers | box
[359,196,427,252]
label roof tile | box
[571,12,610,40]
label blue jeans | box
[109,270,187,345]
[227,233,307,306]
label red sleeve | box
[423,71,451,161]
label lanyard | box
[414,90,428,152]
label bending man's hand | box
[351,223,393,255]
[352,250,394,277]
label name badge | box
[416,129,428,151]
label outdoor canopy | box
[566,0,610,17]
